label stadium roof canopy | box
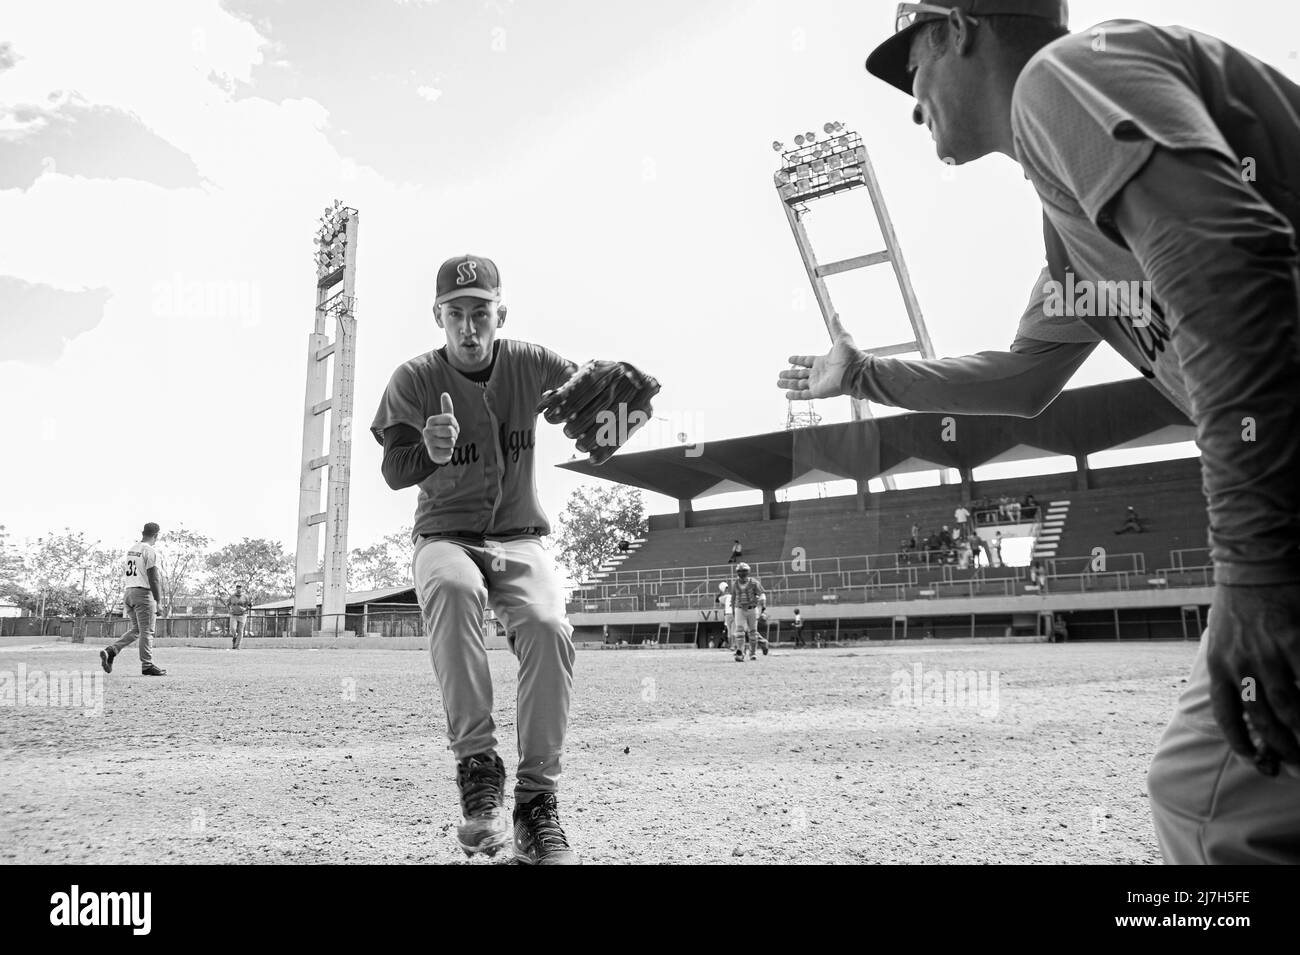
[558,379,1193,501]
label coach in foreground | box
[371,254,658,864]
[780,1,1300,863]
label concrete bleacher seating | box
[569,459,1212,615]
[1048,458,1208,578]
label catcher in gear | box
[537,360,660,464]
[371,253,658,864]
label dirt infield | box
[0,639,1197,864]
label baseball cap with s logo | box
[435,254,502,305]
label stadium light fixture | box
[314,199,357,283]
[772,121,869,206]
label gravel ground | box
[0,639,1197,864]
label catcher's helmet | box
[736,562,751,574]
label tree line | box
[0,484,647,617]
[0,523,416,618]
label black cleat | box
[456,752,510,857]
[141,664,167,676]
[734,649,744,662]
[99,648,115,674]
[513,793,579,865]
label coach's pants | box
[230,615,247,649]
[1148,635,1300,864]
[110,588,156,667]
[413,535,575,803]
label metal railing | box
[1170,548,1211,571]
[1045,553,1146,576]
[582,548,1149,594]
[568,563,1207,615]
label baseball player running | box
[730,563,767,662]
[99,522,167,677]
[372,253,657,864]
[781,1,1300,863]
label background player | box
[371,253,600,864]
[220,583,253,650]
[731,563,766,662]
[781,0,1300,863]
[99,522,167,677]
[715,581,734,650]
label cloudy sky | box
[2,0,1297,559]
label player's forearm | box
[1113,149,1300,585]
[841,340,1095,417]
[381,424,440,490]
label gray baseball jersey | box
[370,338,575,537]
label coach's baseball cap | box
[865,0,1069,96]
[435,254,502,306]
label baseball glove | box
[537,359,661,465]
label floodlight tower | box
[785,402,822,431]
[773,123,936,424]
[295,200,359,633]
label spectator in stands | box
[1115,506,1147,535]
[899,538,914,564]
[957,537,972,570]
[954,503,970,533]
[997,495,1013,521]
[792,609,806,648]
[909,521,920,549]
[1007,497,1022,523]
[991,532,1003,568]
[1022,494,1039,520]
[727,539,743,564]
[618,538,631,553]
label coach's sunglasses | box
[893,3,981,33]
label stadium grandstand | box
[560,379,1212,647]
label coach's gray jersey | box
[371,338,575,538]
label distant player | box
[372,253,620,864]
[730,563,766,662]
[716,582,734,650]
[782,0,1300,863]
[99,522,167,677]
[792,608,805,648]
[223,583,253,649]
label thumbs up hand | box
[424,392,460,465]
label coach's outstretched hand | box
[424,392,460,465]
[1207,583,1300,775]
[779,312,860,401]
